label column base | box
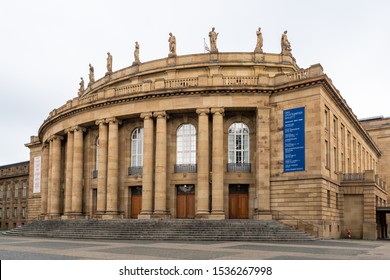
[138,212,153,219]
[195,211,210,219]
[102,213,123,220]
[152,211,171,219]
[209,211,225,220]
[61,213,85,220]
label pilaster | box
[40,144,49,217]
[254,107,272,220]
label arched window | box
[228,122,250,172]
[129,128,143,175]
[175,124,196,172]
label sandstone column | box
[105,118,120,218]
[211,108,225,219]
[153,111,168,217]
[96,119,108,215]
[254,107,272,220]
[71,126,84,216]
[49,135,63,218]
[139,112,154,218]
[196,108,210,217]
[40,144,49,217]
[64,129,74,216]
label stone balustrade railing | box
[46,54,325,120]
[340,170,387,191]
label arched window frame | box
[129,127,143,175]
[228,122,250,172]
[131,128,143,167]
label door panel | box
[229,185,249,219]
[130,186,142,219]
[177,185,195,219]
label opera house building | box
[24,30,389,239]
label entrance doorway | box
[177,184,195,219]
[92,189,97,217]
[130,186,142,219]
[229,184,249,219]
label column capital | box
[210,107,225,115]
[196,108,210,116]
[140,112,153,120]
[95,119,106,126]
[47,135,64,142]
[153,111,167,119]
[65,125,86,134]
[106,117,122,125]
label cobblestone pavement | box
[1,235,390,260]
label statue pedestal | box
[167,55,176,65]
[254,52,264,62]
[209,52,219,61]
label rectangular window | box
[22,207,26,218]
[327,190,331,207]
[336,193,339,209]
[325,140,329,169]
[14,207,17,218]
[333,147,337,173]
[333,117,338,137]
[341,124,345,145]
[324,108,329,129]
[14,183,19,199]
[22,182,27,198]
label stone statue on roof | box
[106,52,113,74]
[78,77,84,97]
[168,32,176,57]
[133,41,140,66]
[209,27,219,53]
[255,27,263,53]
[88,64,94,86]
[281,30,292,55]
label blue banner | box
[284,107,305,172]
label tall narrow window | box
[176,124,196,166]
[22,182,27,198]
[325,140,329,169]
[95,138,99,170]
[228,122,250,172]
[333,147,337,173]
[131,128,144,168]
[128,128,143,175]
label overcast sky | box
[1,0,389,166]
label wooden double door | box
[177,184,195,219]
[229,184,249,219]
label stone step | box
[3,219,317,241]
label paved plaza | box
[1,234,390,260]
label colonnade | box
[39,107,271,220]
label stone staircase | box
[2,219,317,241]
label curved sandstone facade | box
[26,51,388,239]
